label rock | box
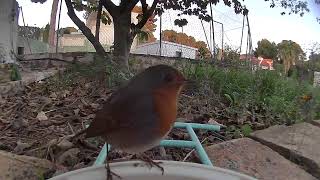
[208,118,226,128]
[0,142,11,151]
[49,92,58,99]
[90,103,100,109]
[57,139,74,151]
[74,109,80,116]
[11,118,28,130]
[13,141,31,153]
[84,114,95,120]
[250,123,320,179]
[60,90,70,98]
[0,95,6,104]
[57,148,80,167]
[205,138,316,180]
[0,150,55,180]
[36,111,48,121]
[41,96,52,105]
[310,120,320,128]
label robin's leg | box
[105,144,122,180]
[136,153,164,175]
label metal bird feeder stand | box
[93,121,220,167]
[51,121,258,180]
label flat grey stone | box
[205,138,316,180]
[310,120,320,128]
[250,123,320,179]
[0,150,55,180]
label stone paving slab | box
[310,120,320,128]
[0,150,55,180]
[250,123,320,179]
[205,138,316,180]
[0,68,61,96]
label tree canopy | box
[30,0,319,68]
[162,30,211,59]
[254,39,278,60]
[277,40,305,74]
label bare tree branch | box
[100,0,117,16]
[95,0,103,40]
[135,0,159,30]
[140,0,148,15]
[64,0,106,55]
[120,0,139,13]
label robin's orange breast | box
[152,85,183,136]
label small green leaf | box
[224,93,234,105]
[241,124,253,137]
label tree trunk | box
[48,0,59,52]
[112,13,134,69]
[95,0,102,41]
[65,0,106,56]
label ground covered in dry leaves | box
[0,65,239,177]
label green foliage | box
[182,63,320,126]
[41,24,50,43]
[254,39,278,59]
[46,56,133,92]
[277,40,305,74]
[241,124,253,136]
[10,64,21,81]
[221,45,240,61]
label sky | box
[16,0,320,56]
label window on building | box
[17,47,24,55]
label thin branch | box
[140,0,148,15]
[135,0,159,30]
[121,0,139,13]
[100,0,117,16]
[64,0,106,55]
[95,0,103,40]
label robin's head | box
[128,64,188,91]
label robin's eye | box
[164,73,174,82]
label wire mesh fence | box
[18,1,253,61]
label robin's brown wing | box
[85,88,155,138]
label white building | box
[0,0,19,63]
[133,40,197,59]
[59,7,141,52]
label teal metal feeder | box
[93,121,220,166]
[51,122,258,180]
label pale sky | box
[17,0,320,56]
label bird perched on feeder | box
[85,64,189,179]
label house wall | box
[59,34,86,47]
[60,9,139,52]
[0,0,19,63]
[133,41,197,59]
[17,36,49,54]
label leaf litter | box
[0,67,231,176]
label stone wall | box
[0,52,199,97]
[314,72,320,87]
[0,69,59,97]
[20,52,200,71]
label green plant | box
[10,64,21,81]
[241,124,253,136]
[179,62,320,127]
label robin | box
[85,64,189,179]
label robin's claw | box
[137,154,165,175]
[105,161,122,180]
